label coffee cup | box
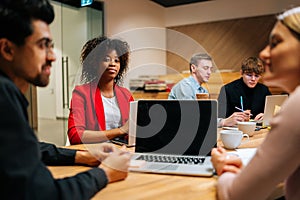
[220,130,249,149]
[196,93,209,99]
[237,121,256,137]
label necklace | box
[101,91,114,98]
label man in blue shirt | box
[168,53,214,99]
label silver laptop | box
[263,94,288,127]
[110,101,137,147]
[129,99,217,177]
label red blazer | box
[68,82,134,144]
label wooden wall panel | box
[166,15,276,73]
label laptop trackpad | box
[148,163,179,171]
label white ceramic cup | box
[220,130,249,149]
[237,121,256,137]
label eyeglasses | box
[36,38,54,55]
[244,73,261,79]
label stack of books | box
[129,79,146,91]
[144,80,167,91]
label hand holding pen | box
[234,106,253,117]
[238,96,252,119]
[221,111,252,127]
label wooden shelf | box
[132,91,170,100]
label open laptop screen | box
[135,100,217,156]
[263,94,288,127]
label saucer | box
[222,126,238,131]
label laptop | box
[263,94,288,127]
[129,99,217,177]
[110,101,137,147]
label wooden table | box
[48,128,283,200]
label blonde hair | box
[278,6,300,39]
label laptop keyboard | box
[136,154,205,165]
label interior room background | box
[26,0,299,146]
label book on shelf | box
[144,80,167,91]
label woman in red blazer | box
[68,36,134,144]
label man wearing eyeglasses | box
[168,53,214,99]
[0,0,131,199]
[217,57,271,127]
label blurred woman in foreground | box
[211,6,300,200]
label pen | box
[235,106,244,112]
[240,96,244,111]
[235,106,253,116]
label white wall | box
[102,0,167,88]
[165,0,300,26]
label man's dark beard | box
[32,63,51,87]
[32,74,49,87]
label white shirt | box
[101,95,122,130]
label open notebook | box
[263,94,288,127]
[129,99,217,177]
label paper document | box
[228,148,257,165]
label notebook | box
[110,101,137,147]
[129,99,217,177]
[263,94,288,127]
[110,135,135,147]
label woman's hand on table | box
[119,121,129,135]
[211,147,243,176]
